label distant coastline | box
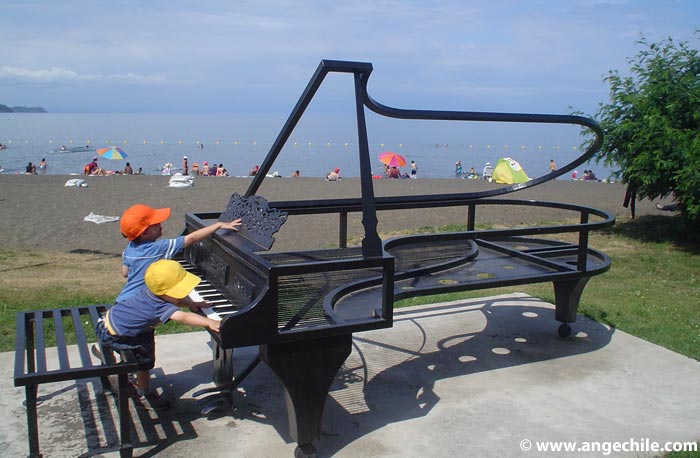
[0,104,47,113]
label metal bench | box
[14,304,139,458]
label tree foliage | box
[595,33,700,232]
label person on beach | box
[388,166,401,179]
[191,163,199,176]
[455,161,463,176]
[410,160,417,178]
[249,165,259,176]
[182,156,188,175]
[209,163,218,176]
[84,158,98,175]
[291,170,300,177]
[482,162,493,181]
[38,158,47,174]
[200,161,210,176]
[116,204,243,303]
[96,259,220,410]
[549,159,557,172]
[124,162,133,175]
[326,168,341,181]
[25,162,36,174]
[656,202,679,212]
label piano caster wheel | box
[294,444,317,458]
[558,323,572,338]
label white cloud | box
[0,66,165,83]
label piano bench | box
[13,305,139,458]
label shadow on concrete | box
[318,296,614,456]
[179,295,614,456]
[67,366,201,457]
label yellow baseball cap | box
[144,260,200,298]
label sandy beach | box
[0,174,663,256]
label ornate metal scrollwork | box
[219,192,288,239]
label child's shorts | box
[96,319,156,371]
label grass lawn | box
[1,214,698,456]
[2,214,698,359]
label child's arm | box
[121,265,129,278]
[177,296,211,312]
[183,219,243,247]
[170,310,220,332]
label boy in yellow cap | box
[97,259,220,410]
[117,204,242,303]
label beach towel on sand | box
[64,178,88,187]
[83,212,120,224]
[169,174,194,188]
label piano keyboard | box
[177,259,241,321]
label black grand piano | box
[177,60,614,457]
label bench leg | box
[116,373,134,458]
[25,384,42,458]
[260,334,352,458]
[553,277,590,337]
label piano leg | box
[553,277,591,338]
[194,344,235,414]
[260,334,352,458]
[194,344,263,415]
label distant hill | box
[0,104,47,113]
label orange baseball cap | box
[120,204,171,241]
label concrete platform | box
[2,293,699,457]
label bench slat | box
[72,307,94,368]
[34,311,47,374]
[53,309,71,371]
[14,312,27,382]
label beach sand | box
[0,174,663,256]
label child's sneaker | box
[138,391,171,411]
[126,379,139,397]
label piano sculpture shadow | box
[178,60,614,457]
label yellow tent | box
[492,157,530,184]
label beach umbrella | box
[492,157,530,184]
[97,146,128,160]
[378,151,406,168]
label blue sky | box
[1,0,698,116]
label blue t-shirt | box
[116,236,186,303]
[109,286,179,337]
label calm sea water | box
[0,113,614,179]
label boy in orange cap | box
[97,259,220,410]
[117,203,242,303]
